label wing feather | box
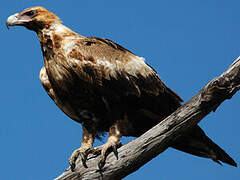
[65,36,171,98]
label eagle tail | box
[171,125,237,167]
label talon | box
[98,159,106,171]
[79,152,88,168]
[79,148,93,168]
[113,145,118,160]
[69,160,76,172]
[95,140,122,170]
[69,147,94,171]
[92,148,101,156]
[85,148,93,155]
[69,150,80,172]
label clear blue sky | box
[1,1,239,179]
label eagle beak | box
[6,13,19,29]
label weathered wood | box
[55,57,240,180]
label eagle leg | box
[69,126,95,171]
[96,122,122,170]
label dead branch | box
[55,56,240,180]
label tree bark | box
[55,57,240,180]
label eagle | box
[7,7,237,170]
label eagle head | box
[6,6,62,32]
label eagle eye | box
[24,10,36,16]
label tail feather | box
[171,125,237,167]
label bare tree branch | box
[55,57,240,180]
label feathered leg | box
[69,125,96,171]
[95,122,122,170]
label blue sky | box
[1,0,239,179]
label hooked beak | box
[6,13,19,29]
[6,13,32,29]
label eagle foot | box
[93,141,122,171]
[69,147,92,171]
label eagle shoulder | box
[63,36,166,97]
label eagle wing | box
[65,36,182,102]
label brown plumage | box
[7,7,237,170]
